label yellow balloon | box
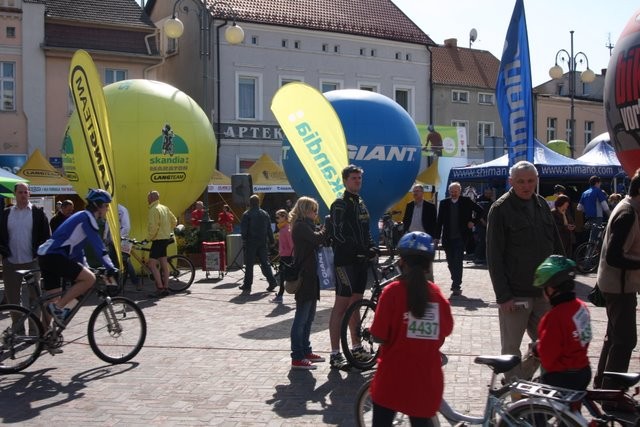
[63,79,216,241]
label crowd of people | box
[2,161,639,422]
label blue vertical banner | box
[496,0,534,166]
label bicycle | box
[355,354,586,426]
[340,262,400,370]
[379,210,403,258]
[123,237,195,293]
[0,267,147,374]
[574,222,606,274]
[508,371,640,426]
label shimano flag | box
[496,0,534,166]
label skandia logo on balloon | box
[149,123,190,183]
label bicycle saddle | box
[474,354,521,374]
[603,371,640,389]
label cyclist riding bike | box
[368,231,454,426]
[38,188,118,327]
[531,255,592,390]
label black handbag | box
[588,284,606,307]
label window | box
[546,117,557,141]
[0,61,15,111]
[477,122,494,146]
[105,68,127,85]
[281,39,288,48]
[359,83,378,92]
[451,120,468,129]
[322,43,329,52]
[452,90,469,103]
[321,80,341,93]
[251,35,258,45]
[395,52,402,60]
[360,48,366,56]
[6,27,16,38]
[405,53,412,61]
[566,119,573,143]
[294,40,301,49]
[478,92,494,105]
[584,121,594,145]
[237,74,261,120]
[334,45,340,53]
[582,81,591,96]
[394,87,413,115]
[280,76,302,87]
[370,49,377,57]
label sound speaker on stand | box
[231,173,253,206]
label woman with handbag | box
[290,197,326,370]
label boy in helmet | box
[532,255,592,390]
[38,189,118,327]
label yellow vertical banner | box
[69,50,122,270]
[271,82,348,210]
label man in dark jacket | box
[239,194,278,294]
[402,184,436,236]
[435,181,484,296]
[0,183,50,314]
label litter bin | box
[226,234,243,270]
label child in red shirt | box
[370,231,454,424]
[532,255,592,390]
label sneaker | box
[271,295,283,303]
[450,289,462,296]
[47,303,70,327]
[45,344,63,355]
[291,359,317,370]
[351,346,372,362]
[330,352,350,370]
[305,353,325,363]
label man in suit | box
[402,184,436,236]
[435,181,484,296]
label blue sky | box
[391,0,637,86]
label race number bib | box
[406,303,440,340]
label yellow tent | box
[207,169,232,193]
[246,154,293,193]
[17,149,75,194]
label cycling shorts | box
[150,239,172,259]
[335,263,368,297]
[38,254,84,291]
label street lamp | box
[549,30,596,158]
[164,0,244,225]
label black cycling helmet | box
[398,231,435,259]
[533,255,576,288]
[86,188,112,206]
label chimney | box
[444,38,458,48]
[601,68,607,77]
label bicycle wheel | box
[166,255,195,292]
[502,399,584,427]
[87,297,146,364]
[341,299,378,370]
[0,304,44,374]
[355,379,411,426]
[574,242,600,274]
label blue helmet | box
[398,231,435,259]
[86,188,112,205]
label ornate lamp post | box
[549,30,596,157]
[164,0,245,170]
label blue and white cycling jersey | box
[37,210,115,270]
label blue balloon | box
[283,89,421,243]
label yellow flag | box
[271,82,348,209]
[69,50,122,270]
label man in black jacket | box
[436,181,484,296]
[0,183,50,313]
[402,184,436,236]
[239,194,278,294]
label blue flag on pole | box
[496,0,534,166]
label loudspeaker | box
[231,173,253,206]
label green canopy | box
[0,168,28,198]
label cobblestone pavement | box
[0,254,638,426]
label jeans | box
[594,292,637,388]
[243,243,277,289]
[290,298,317,360]
[443,237,464,290]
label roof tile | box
[45,0,155,29]
[431,41,500,89]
